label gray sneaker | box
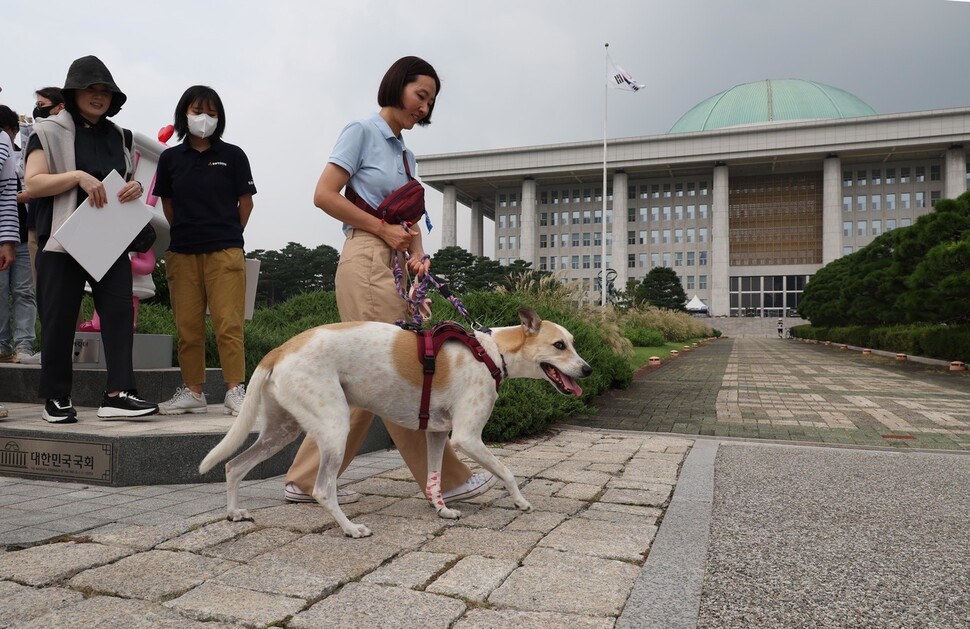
[158,386,208,415]
[19,351,41,365]
[224,384,246,416]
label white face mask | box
[187,113,217,139]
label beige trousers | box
[285,229,473,493]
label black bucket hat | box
[62,55,127,118]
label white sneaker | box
[283,482,360,504]
[158,386,207,415]
[19,351,41,365]
[0,404,7,419]
[442,472,496,501]
[224,384,246,416]
[14,348,35,363]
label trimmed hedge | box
[790,322,970,363]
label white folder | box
[50,170,153,281]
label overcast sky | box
[5,0,969,256]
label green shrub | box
[623,325,665,347]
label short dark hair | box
[35,87,65,106]
[377,56,440,126]
[172,85,226,141]
[0,105,18,131]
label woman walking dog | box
[283,56,494,505]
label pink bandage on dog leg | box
[425,472,446,511]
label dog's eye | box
[554,341,566,350]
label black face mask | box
[33,105,55,119]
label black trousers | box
[35,241,135,399]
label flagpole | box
[601,42,609,307]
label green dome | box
[668,79,877,133]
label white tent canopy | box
[685,295,708,312]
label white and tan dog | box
[200,307,591,538]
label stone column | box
[470,201,484,257]
[945,147,967,201]
[822,156,842,264]
[710,164,730,317]
[441,184,457,248]
[610,171,629,294]
[520,178,537,266]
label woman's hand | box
[118,181,143,204]
[379,222,417,252]
[77,171,108,207]
[407,253,430,278]
[0,244,15,272]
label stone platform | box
[0,363,392,487]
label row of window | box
[535,232,614,248]
[630,181,710,199]
[842,191,939,212]
[538,255,612,271]
[629,204,710,223]
[627,228,710,245]
[842,165,940,187]
[627,251,709,268]
[843,217,912,239]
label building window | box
[675,228,683,244]
[663,252,671,267]
[509,214,518,228]
[663,183,671,198]
[582,255,591,269]
[687,205,695,220]
[650,229,659,245]
[700,181,709,195]
[886,193,896,210]
[498,236,505,250]
[499,215,507,229]
[675,183,684,197]
[915,191,925,208]
[699,204,709,219]
[572,211,580,224]
[637,207,647,222]
[650,184,659,198]
[573,190,580,203]
[687,251,695,266]
[594,255,602,269]
[539,257,547,271]
[594,232,602,246]
[857,195,866,211]
[699,228,709,243]
[499,194,507,208]
[887,218,896,231]
[560,233,568,247]
[901,218,912,227]
[561,211,568,224]
[699,251,708,266]
[843,171,853,187]
[627,231,636,245]
[843,196,852,212]
[857,170,867,186]
[662,229,671,244]
[549,257,557,270]
[843,221,852,237]
[583,233,591,247]
[639,253,647,268]
[931,191,941,207]
[540,234,548,248]
[583,188,591,202]
[628,208,636,222]
[571,256,579,269]
[687,228,695,243]
[871,194,881,211]
[571,233,580,247]
[872,169,881,185]
[674,252,683,266]
[509,236,517,249]
[594,210,602,224]
[931,165,941,181]
[651,252,659,268]
[857,220,867,237]
[886,168,896,184]
[687,275,695,290]
[872,220,882,236]
[699,275,707,289]
[627,253,635,268]
[628,186,636,200]
[843,246,853,256]
[650,207,660,222]
[510,193,518,207]
[901,193,911,210]
[900,167,910,184]
[539,212,548,226]
[663,206,672,221]
[583,211,591,224]
[675,205,684,220]
[915,166,925,183]
[688,181,696,196]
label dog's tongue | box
[560,372,583,396]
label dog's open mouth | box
[541,363,583,396]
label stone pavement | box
[569,336,970,451]
[2,336,969,627]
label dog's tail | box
[199,365,269,474]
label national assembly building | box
[417,79,970,317]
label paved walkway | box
[1,337,968,627]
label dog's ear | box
[518,307,542,334]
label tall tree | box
[249,242,339,306]
[640,266,688,311]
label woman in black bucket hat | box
[24,55,158,423]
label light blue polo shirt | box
[330,113,417,231]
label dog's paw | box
[437,507,461,520]
[515,499,533,513]
[227,509,253,522]
[343,523,372,538]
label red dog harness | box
[414,321,505,429]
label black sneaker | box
[97,390,159,420]
[43,397,78,424]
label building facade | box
[418,80,970,316]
